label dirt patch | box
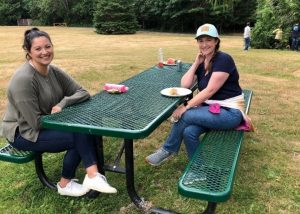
[287,141,300,177]
[290,141,300,163]
[118,200,153,214]
[293,70,300,77]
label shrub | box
[93,0,139,35]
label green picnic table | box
[41,63,193,212]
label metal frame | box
[34,153,56,190]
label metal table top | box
[42,63,192,139]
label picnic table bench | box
[0,143,56,190]
[177,89,253,214]
[53,23,67,27]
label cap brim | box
[195,34,216,39]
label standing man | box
[243,22,251,51]
[291,23,299,51]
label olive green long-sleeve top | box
[2,62,90,143]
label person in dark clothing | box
[291,23,299,51]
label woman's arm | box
[173,71,229,119]
[8,77,43,131]
[186,71,229,108]
[54,68,90,110]
[181,52,204,88]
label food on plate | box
[169,88,179,95]
[107,89,121,94]
[167,58,176,64]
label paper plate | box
[160,87,192,97]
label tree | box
[133,0,256,33]
[70,0,95,26]
[93,0,139,34]
[252,0,300,49]
[24,0,95,26]
[0,0,22,25]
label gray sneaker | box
[145,148,172,166]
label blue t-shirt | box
[196,51,242,100]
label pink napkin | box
[103,83,128,93]
[236,116,254,131]
[209,103,221,114]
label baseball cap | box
[195,24,219,39]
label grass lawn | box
[0,26,299,214]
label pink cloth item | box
[236,115,254,131]
[204,94,254,132]
[209,103,221,114]
[103,83,128,93]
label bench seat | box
[0,142,56,190]
[178,89,253,213]
[0,143,37,163]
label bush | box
[93,0,139,35]
[251,5,276,49]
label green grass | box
[0,26,299,214]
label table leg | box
[124,139,178,214]
[124,138,147,210]
[97,136,105,175]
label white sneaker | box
[57,179,90,197]
[83,173,117,194]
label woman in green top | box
[2,28,116,197]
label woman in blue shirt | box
[146,24,247,165]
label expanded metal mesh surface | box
[179,89,252,201]
[181,130,243,193]
[0,144,31,156]
[0,144,36,163]
[43,64,191,138]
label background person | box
[272,27,283,49]
[146,23,253,166]
[243,22,251,51]
[1,28,117,197]
[291,23,299,51]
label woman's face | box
[28,36,53,66]
[197,36,218,57]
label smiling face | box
[197,36,219,57]
[28,36,54,68]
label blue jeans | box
[292,37,299,50]
[163,106,243,160]
[244,37,250,50]
[12,129,99,179]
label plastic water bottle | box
[158,48,164,68]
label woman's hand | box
[51,105,62,114]
[172,105,187,121]
[194,52,205,65]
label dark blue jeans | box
[12,129,99,179]
[292,37,299,50]
[244,37,250,50]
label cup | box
[177,60,182,72]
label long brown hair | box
[205,38,220,73]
